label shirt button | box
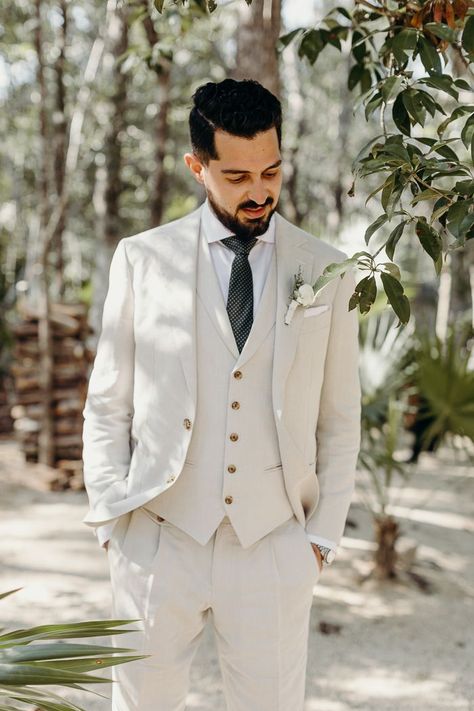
[183,418,192,429]
[227,464,236,473]
[225,496,233,504]
[231,401,240,409]
[233,370,243,379]
[229,432,239,442]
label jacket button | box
[231,401,240,409]
[229,432,239,442]
[183,418,192,429]
[233,370,242,379]
[227,464,236,473]
[225,496,233,504]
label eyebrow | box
[220,159,282,175]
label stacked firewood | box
[0,376,13,433]
[9,303,94,490]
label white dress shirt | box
[94,198,337,556]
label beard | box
[206,187,277,240]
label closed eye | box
[228,172,279,184]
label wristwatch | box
[314,544,336,565]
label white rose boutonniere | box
[284,265,316,325]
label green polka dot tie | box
[220,234,258,353]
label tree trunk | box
[140,4,173,227]
[34,0,55,467]
[373,514,400,579]
[232,0,282,98]
[52,0,68,300]
[104,4,129,248]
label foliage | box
[0,589,146,711]
[408,319,474,444]
[357,308,416,516]
[275,2,473,325]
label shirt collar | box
[201,196,275,245]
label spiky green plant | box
[0,588,147,710]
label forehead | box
[213,128,280,172]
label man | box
[82,78,361,711]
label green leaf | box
[365,213,388,245]
[298,29,326,64]
[385,220,407,260]
[453,78,472,91]
[357,275,377,314]
[380,262,401,280]
[154,0,165,12]
[278,28,304,48]
[349,63,365,91]
[392,93,411,136]
[418,74,459,100]
[391,28,418,60]
[402,88,427,127]
[380,272,410,325]
[364,91,383,120]
[460,113,474,150]
[437,105,474,137]
[351,30,367,63]
[415,220,442,261]
[424,22,458,43]
[381,76,402,103]
[0,590,22,602]
[417,34,442,74]
[351,134,386,173]
[0,620,141,647]
[312,257,359,294]
[462,15,474,58]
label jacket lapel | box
[272,212,315,419]
[196,214,240,358]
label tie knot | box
[221,234,258,256]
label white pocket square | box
[303,304,330,318]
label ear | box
[184,152,204,184]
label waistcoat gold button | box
[227,464,236,473]
[225,496,233,504]
[233,370,242,379]
[229,432,239,441]
[231,401,240,409]
[183,418,192,429]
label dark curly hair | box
[189,78,282,165]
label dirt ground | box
[0,434,473,711]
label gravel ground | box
[0,435,473,711]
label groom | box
[82,78,361,711]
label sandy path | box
[0,436,473,710]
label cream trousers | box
[107,507,321,711]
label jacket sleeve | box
[304,264,362,548]
[81,239,135,527]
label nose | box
[247,181,269,207]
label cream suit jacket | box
[82,203,362,547]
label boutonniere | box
[284,265,316,325]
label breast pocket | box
[300,304,332,334]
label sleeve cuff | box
[95,521,117,548]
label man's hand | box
[310,542,323,572]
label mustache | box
[240,199,272,210]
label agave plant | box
[0,588,147,710]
